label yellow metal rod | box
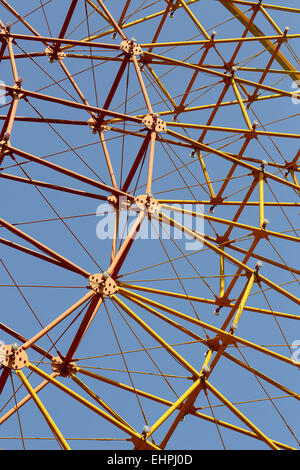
[148,378,202,437]
[233,273,255,327]
[166,120,300,139]
[160,204,299,244]
[205,380,280,450]
[179,0,211,40]
[118,283,299,320]
[61,0,202,49]
[231,78,252,129]
[118,287,300,368]
[158,199,300,206]
[259,172,265,229]
[77,364,293,449]
[219,0,300,82]
[112,294,200,377]
[197,150,215,199]
[27,363,159,449]
[165,127,300,192]
[140,34,300,47]
[16,370,71,450]
[119,289,206,343]
[219,246,225,298]
[220,0,300,13]
[70,374,134,431]
[157,211,300,304]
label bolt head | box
[142,425,151,434]
[11,343,19,351]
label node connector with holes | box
[1,344,28,370]
[107,194,131,211]
[51,356,77,377]
[142,114,166,133]
[120,39,142,56]
[135,194,160,215]
[89,272,117,296]
[45,46,65,63]
[88,117,109,135]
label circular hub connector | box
[142,115,166,132]
[89,273,117,296]
[1,345,28,370]
[135,194,161,215]
[51,357,77,377]
[120,39,142,56]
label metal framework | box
[0,0,299,450]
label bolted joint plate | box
[120,40,142,56]
[45,46,65,61]
[0,140,10,158]
[88,117,109,134]
[89,273,117,296]
[51,356,77,377]
[1,345,28,370]
[107,194,131,211]
[142,115,166,133]
[135,194,160,215]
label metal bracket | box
[89,273,117,296]
[45,46,66,62]
[88,117,109,135]
[142,114,167,133]
[51,356,77,377]
[215,296,232,307]
[120,39,142,56]
[0,140,9,159]
[135,194,161,215]
[205,336,221,351]
[1,344,28,370]
[107,194,131,211]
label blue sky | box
[0,0,299,450]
